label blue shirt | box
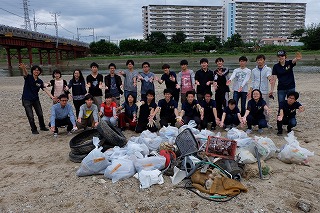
[247,99,266,119]
[272,60,296,90]
[140,72,155,95]
[22,74,44,101]
[121,102,138,119]
[50,103,76,127]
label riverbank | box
[0,73,319,212]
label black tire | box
[69,151,87,163]
[69,129,101,155]
[97,120,127,147]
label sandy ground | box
[0,73,319,213]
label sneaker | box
[277,130,283,136]
[258,129,263,134]
[53,133,58,137]
[246,129,253,134]
[267,124,273,129]
[224,125,231,131]
[32,130,39,134]
[67,131,73,135]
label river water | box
[1,60,320,77]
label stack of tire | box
[69,120,127,163]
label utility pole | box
[77,27,95,42]
[22,0,32,31]
[34,12,60,47]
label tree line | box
[89,23,320,55]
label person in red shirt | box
[99,93,118,126]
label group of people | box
[20,50,305,136]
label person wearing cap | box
[86,62,104,107]
[271,50,302,105]
[195,58,214,101]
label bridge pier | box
[27,46,33,66]
[5,47,13,71]
[38,49,43,65]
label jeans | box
[278,88,295,106]
[101,116,118,126]
[277,117,297,132]
[22,99,46,132]
[246,114,267,129]
[224,114,240,127]
[73,99,85,118]
[233,91,247,116]
[49,117,73,133]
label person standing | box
[86,62,103,107]
[155,64,180,102]
[66,69,87,118]
[213,57,230,119]
[249,54,274,127]
[176,60,195,104]
[272,50,302,105]
[19,63,51,134]
[195,58,214,101]
[118,60,138,100]
[227,56,251,116]
[47,69,68,104]
[105,63,123,106]
[137,62,155,100]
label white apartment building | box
[142,1,307,43]
[223,0,307,42]
[142,5,224,42]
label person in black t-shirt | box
[135,90,158,133]
[176,90,203,128]
[86,62,103,107]
[277,91,305,135]
[219,99,243,131]
[153,89,179,127]
[105,63,123,106]
[199,91,219,130]
[243,89,270,134]
[213,57,230,119]
[195,58,214,101]
[155,64,180,102]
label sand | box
[0,73,319,213]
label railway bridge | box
[0,25,89,70]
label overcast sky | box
[0,0,318,43]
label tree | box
[290,28,305,38]
[204,35,222,50]
[223,33,244,50]
[171,31,187,44]
[119,39,143,53]
[146,32,168,53]
[300,23,320,50]
[89,40,119,54]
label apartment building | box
[223,0,306,42]
[142,5,224,42]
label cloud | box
[0,0,319,42]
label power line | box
[59,24,75,35]
[0,7,24,18]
